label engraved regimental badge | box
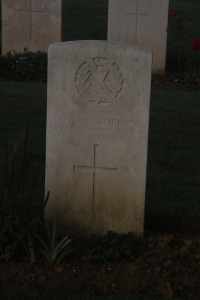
[75,57,123,104]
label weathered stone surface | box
[107,0,169,73]
[2,0,61,54]
[45,40,152,237]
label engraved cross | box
[73,144,118,211]
[18,0,45,40]
[126,0,149,40]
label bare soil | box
[0,233,199,298]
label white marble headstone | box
[107,0,169,73]
[2,0,61,54]
[45,40,152,237]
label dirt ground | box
[0,233,199,298]
[152,73,200,91]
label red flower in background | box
[171,10,177,17]
[192,39,200,51]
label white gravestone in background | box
[107,0,169,73]
[45,41,152,238]
[2,0,61,54]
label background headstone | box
[45,40,152,238]
[107,0,169,73]
[2,0,61,54]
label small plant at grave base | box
[0,127,74,264]
[35,220,75,264]
[0,48,47,82]
[22,192,50,263]
[84,231,145,263]
[167,4,200,79]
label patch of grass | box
[146,90,200,232]
[0,81,47,206]
[0,82,47,260]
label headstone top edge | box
[48,40,152,55]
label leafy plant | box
[0,126,74,263]
[35,220,75,264]
[0,49,47,82]
[21,191,50,263]
[85,231,145,263]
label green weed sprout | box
[35,220,75,263]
